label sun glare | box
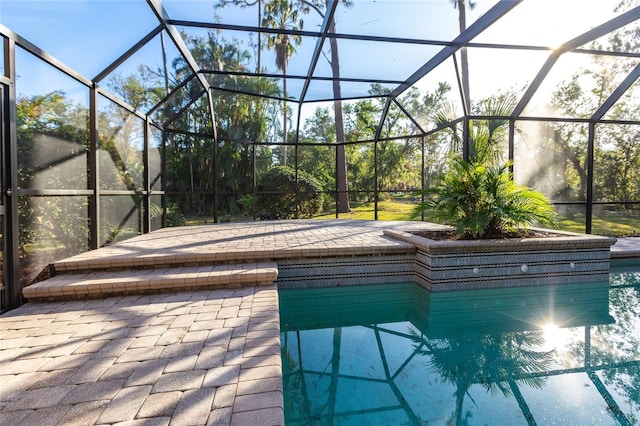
[542,322,567,349]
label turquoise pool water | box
[280,261,640,425]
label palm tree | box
[216,0,352,211]
[451,0,475,113]
[413,331,553,426]
[414,158,558,238]
[262,0,303,166]
[434,93,515,166]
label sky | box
[0,0,632,120]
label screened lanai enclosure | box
[0,0,639,311]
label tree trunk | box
[327,327,342,421]
[454,382,468,426]
[283,72,288,166]
[257,0,262,72]
[458,0,471,113]
[329,20,350,213]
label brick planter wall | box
[385,229,617,291]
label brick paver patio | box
[1,287,281,426]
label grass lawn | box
[314,200,419,221]
[183,200,637,237]
[557,213,638,236]
[315,201,638,236]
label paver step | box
[23,262,278,301]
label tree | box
[255,166,323,219]
[298,107,337,195]
[534,1,640,211]
[435,91,516,166]
[416,93,557,239]
[594,125,640,203]
[15,91,92,286]
[214,0,353,212]
[450,0,475,112]
[297,83,451,203]
[545,62,639,206]
[299,85,437,202]
[153,31,281,218]
[215,0,265,72]
[373,84,451,192]
[262,0,303,165]
[298,0,353,212]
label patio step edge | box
[22,262,279,301]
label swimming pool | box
[279,261,640,425]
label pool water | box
[279,261,640,425]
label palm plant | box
[417,93,556,238]
[415,158,557,238]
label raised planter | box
[384,228,617,291]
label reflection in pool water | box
[279,262,640,425]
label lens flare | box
[542,322,566,349]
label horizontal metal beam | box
[168,18,450,47]
[168,18,640,61]
[17,189,94,196]
[200,70,405,85]
[301,93,392,104]
[99,190,149,196]
[210,86,291,103]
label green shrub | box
[256,166,323,219]
[166,203,186,227]
[238,194,255,217]
[414,158,557,238]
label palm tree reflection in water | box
[410,330,553,426]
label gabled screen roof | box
[1,0,639,135]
